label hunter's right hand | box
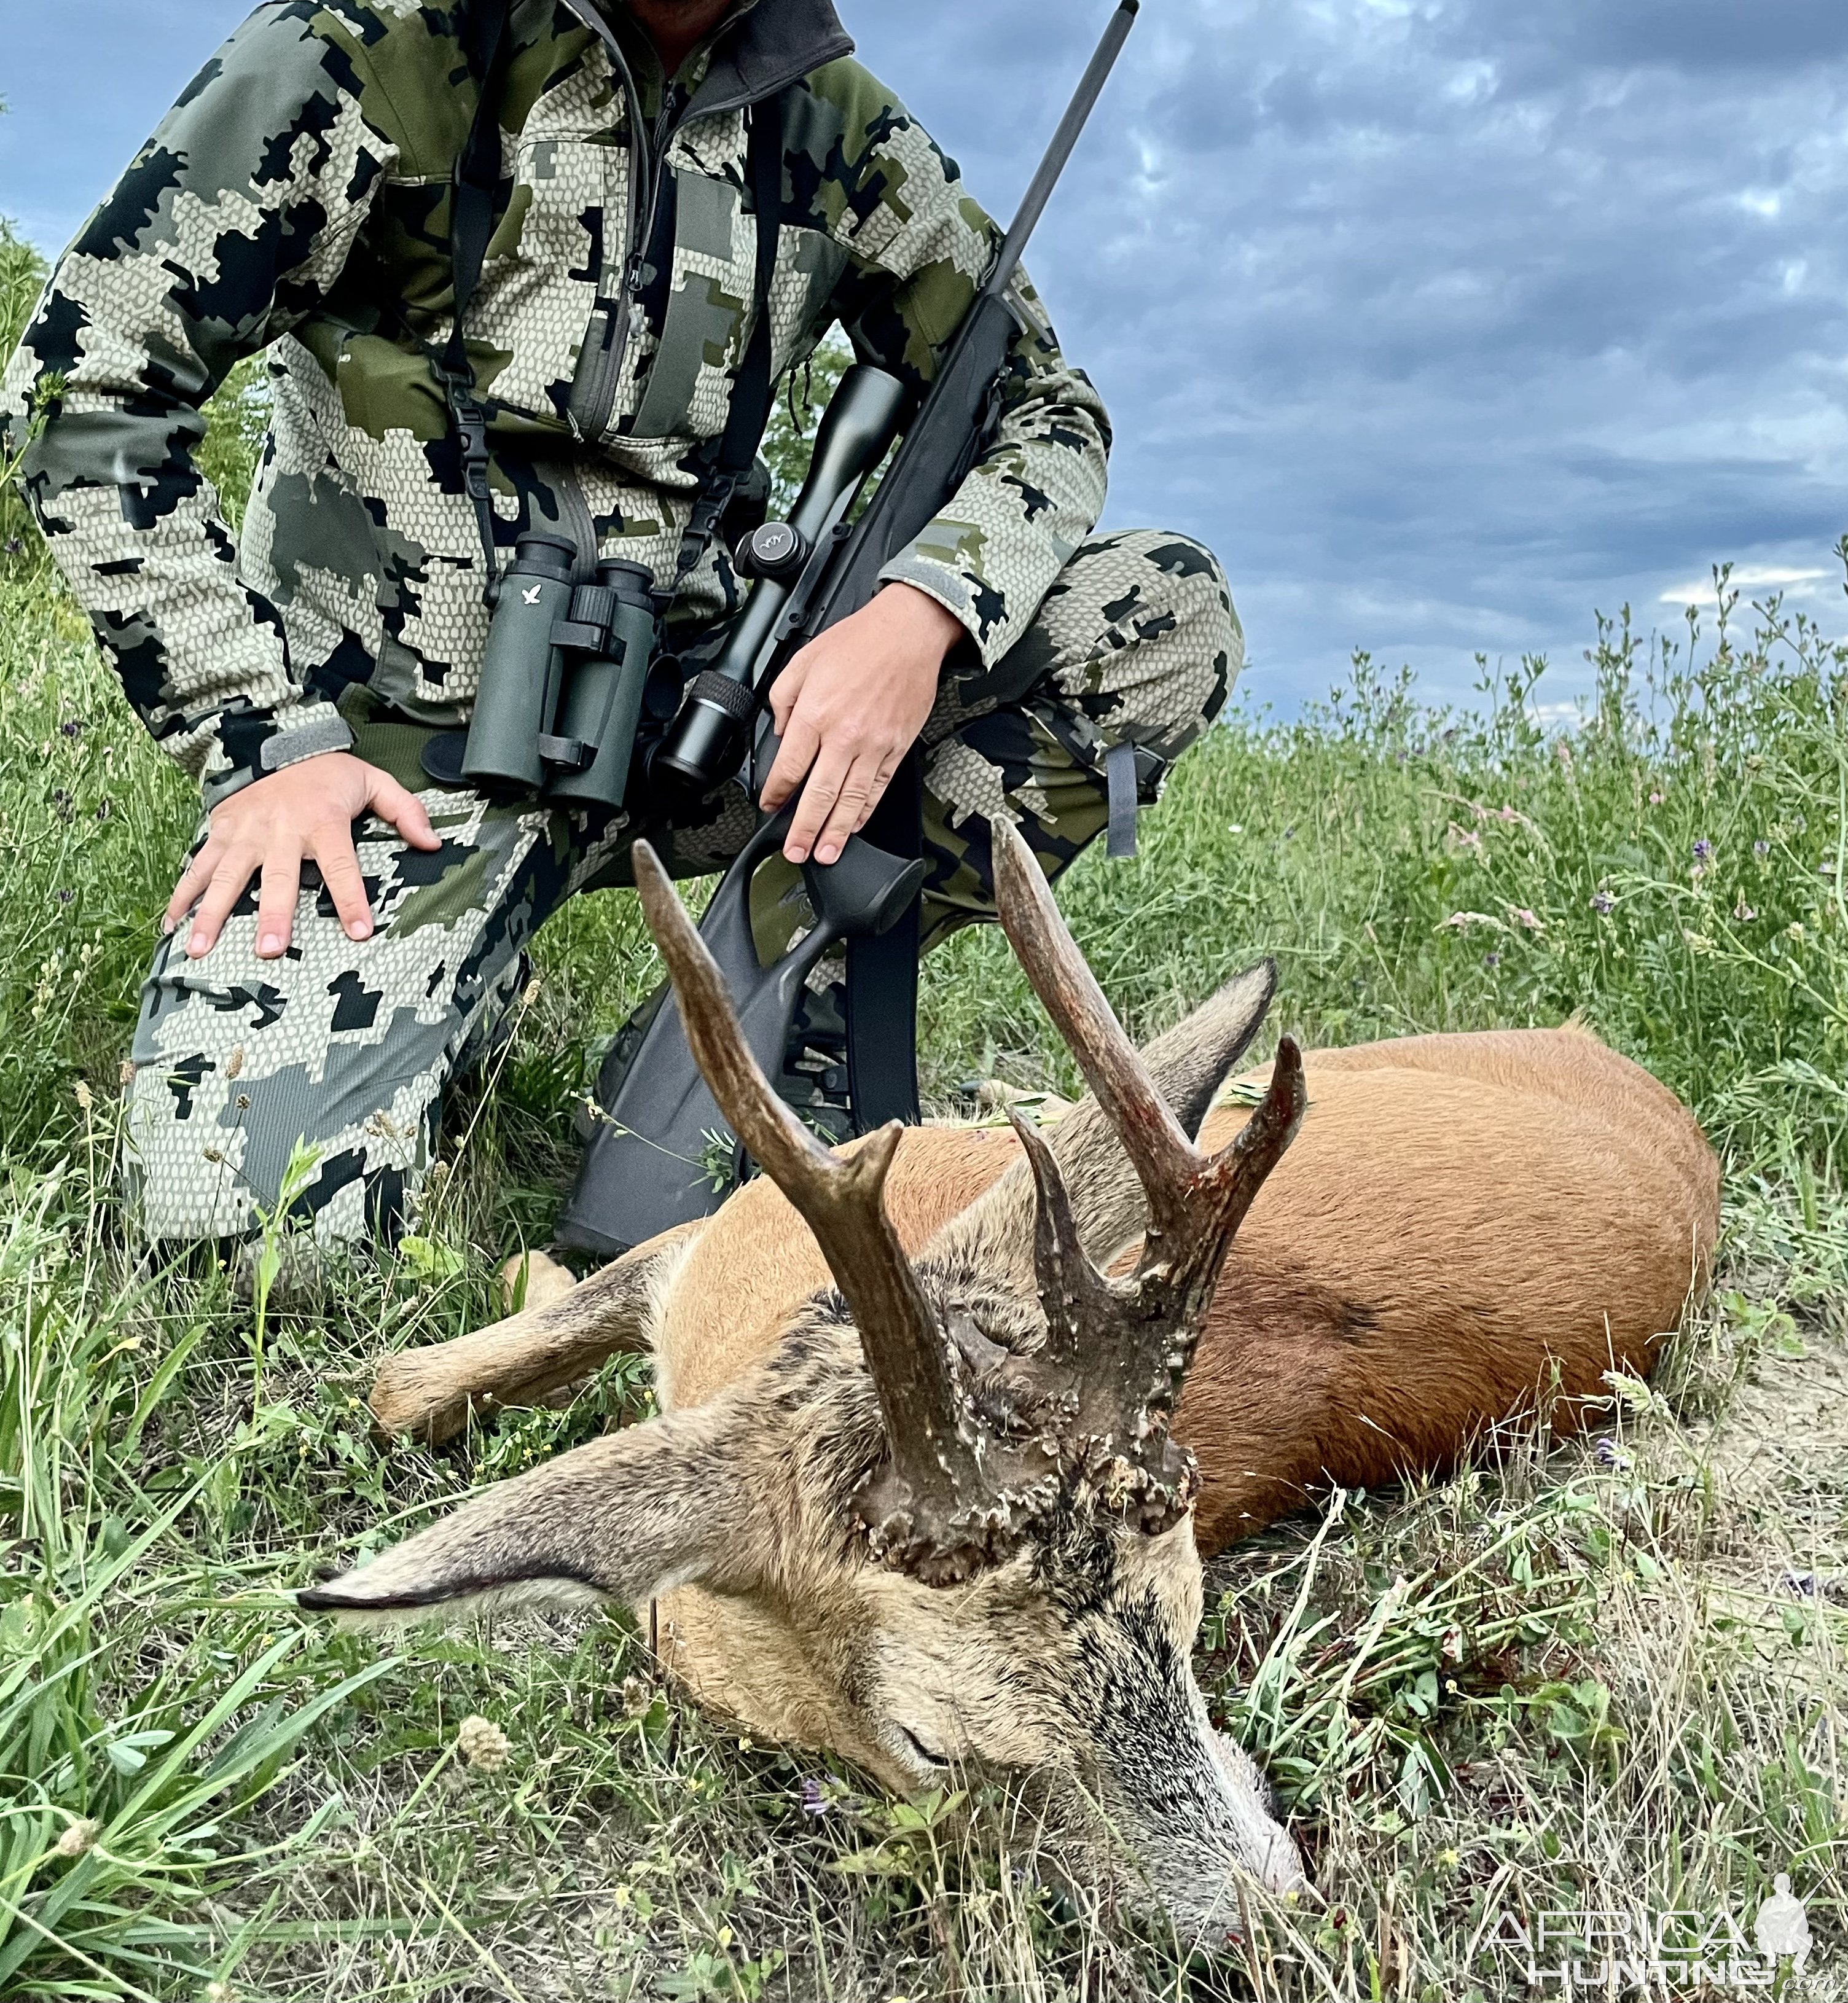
[165,753,442,962]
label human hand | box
[760,584,965,865]
[164,753,442,961]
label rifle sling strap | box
[845,757,924,1133]
[669,96,785,594]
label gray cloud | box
[6,0,1846,707]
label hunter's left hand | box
[761,584,965,865]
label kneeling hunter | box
[4,0,1239,1253]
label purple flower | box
[1754,840,1771,858]
[56,889,75,906]
[1595,1437,1632,1474]
[60,720,83,739]
[1693,839,1713,862]
[799,1778,834,1819]
[1591,891,1615,916]
[1483,951,1502,970]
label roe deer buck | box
[304,822,1720,1940]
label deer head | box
[303,821,1310,1939]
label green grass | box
[2,222,1844,1996]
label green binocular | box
[460,537,660,813]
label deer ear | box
[928,959,1278,1281]
[298,1406,761,1626]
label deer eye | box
[898,1725,950,1771]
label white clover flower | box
[458,1716,511,1773]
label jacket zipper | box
[573,76,688,444]
[556,0,842,441]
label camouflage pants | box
[127,531,1239,1247]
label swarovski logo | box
[522,585,543,606]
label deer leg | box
[369,1225,700,1446]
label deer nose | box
[1258,1828,1310,1899]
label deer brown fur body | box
[321,831,1718,1943]
[645,1023,1716,1717]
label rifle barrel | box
[986,0,1140,303]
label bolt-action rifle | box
[557,1,1141,1259]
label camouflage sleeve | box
[802,60,1112,670]
[0,6,401,803]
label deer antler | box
[987,819,1310,1531]
[631,843,1056,1585]
[631,828,1307,1580]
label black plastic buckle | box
[538,733,594,772]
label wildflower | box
[1441,911,1498,930]
[799,1778,835,1818]
[56,888,74,905]
[1440,1626,1465,1664]
[1648,791,1666,806]
[74,1081,92,1113]
[60,719,82,739]
[1683,930,1714,955]
[1594,1437,1632,1474]
[3,536,22,557]
[1734,900,1756,923]
[54,1818,100,1860]
[1787,921,1806,943]
[457,1716,511,1773]
[1755,840,1771,858]
[1509,907,1543,932]
[1483,951,1502,970]
[1693,838,1713,861]
[1591,891,1615,916]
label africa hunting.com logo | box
[1479,1876,1815,1995]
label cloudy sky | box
[4,0,1846,711]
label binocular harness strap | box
[443,0,517,604]
[441,9,783,611]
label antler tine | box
[1139,1037,1309,1414]
[630,845,983,1569]
[990,819,1200,1238]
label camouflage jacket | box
[2,0,1110,803]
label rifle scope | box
[651,362,909,802]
